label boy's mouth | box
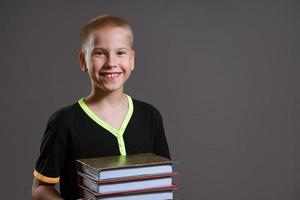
[100,72,122,78]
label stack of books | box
[77,153,178,200]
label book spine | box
[81,189,96,199]
[82,176,99,192]
[81,164,100,180]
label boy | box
[31,15,170,200]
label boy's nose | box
[105,54,117,68]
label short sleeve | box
[33,113,69,184]
[153,109,171,159]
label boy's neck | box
[84,89,126,107]
[83,89,129,130]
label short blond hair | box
[80,15,134,54]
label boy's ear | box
[131,51,135,71]
[79,52,87,72]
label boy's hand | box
[32,178,63,200]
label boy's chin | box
[96,84,124,93]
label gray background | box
[1,0,299,199]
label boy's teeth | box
[104,73,119,78]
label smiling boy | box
[32,15,170,200]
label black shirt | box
[34,96,170,200]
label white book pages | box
[82,190,173,200]
[99,165,172,180]
[99,177,172,193]
[82,176,172,193]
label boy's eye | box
[117,51,127,56]
[94,50,106,56]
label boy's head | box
[79,15,135,93]
[80,15,134,55]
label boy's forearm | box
[32,187,63,200]
[32,178,64,200]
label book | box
[78,171,178,194]
[77,153,174,181]
[79,184,178,200]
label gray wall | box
[1,0,299,199]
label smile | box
[100,72,122,78]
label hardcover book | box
[79,184,178,200]
[77,153,175,181]
[78,171,178,194]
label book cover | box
[79,183,179,198]
[81,189,173,200]
[78,171,178,193]
[77,153,175,180]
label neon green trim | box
[78,95,133,156]
[78,99,117,137]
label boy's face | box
[80,26,135,93]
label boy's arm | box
[32,178,63,200]
[154,109,171,159]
